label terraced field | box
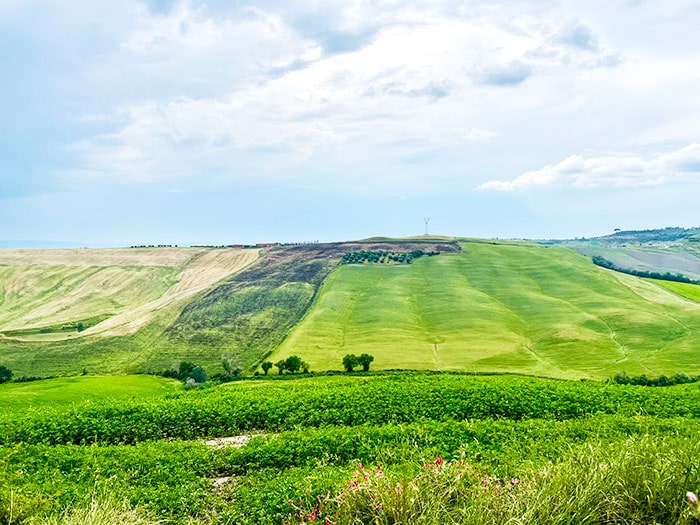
[272,241,700,379]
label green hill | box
[1,239,700,380]
[271,241,700,379]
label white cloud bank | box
[476,143,700,191]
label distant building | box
[256,242,279,248]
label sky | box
[1,0,699,246]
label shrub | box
[0,366,12,384]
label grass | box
[0,375,181,414]
[271,241,700,379]
[0,264,180,334]
[652,279,700,303]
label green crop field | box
[2,373,700,524]
[272,241,700,379]
[0,375,181,415]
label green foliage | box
[342,354,358,372]
[341,249,439,265]
[189,367,207,384]
[261,361,273,375]
[0,366,12,384]
[3,374,700,446]
[358,353,374,372]
[3,373,700,524]
[613,371,698,386]
[283,355,303,374]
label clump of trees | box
[342,353,374,372]
[611,371,698,387]
[271,355,309,375]
[0,365,13,384]
[341,250,439,265]
[592,256,700,285]
[163,361,207,387]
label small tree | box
[189,366,207,384]
[275,360,287,375]
[76,322,85,332]
[301,361,310,373]
[342,354,358,373]
[261,361,273,375]
[177,361,197,381]
[0,365,12,384]
[284,355,303,374]
[357,353,374,372]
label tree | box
[189,366,207,384]
[76,322,85,332]
[275,360,287,375]
[177,361,197,381]
[342,354,358,373]
[357,353,374,372]
[301,361,310,373]
[261,361,273,375]
[284,355,303,374]
[0,365,12,384]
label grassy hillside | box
[271,241,700,379]
[0,248,259,339]
[167,241,458,372]
[0,248,260,376]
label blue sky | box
[1,0,699,246]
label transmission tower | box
[424,218,430,236]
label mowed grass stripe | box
[272,242,700,379]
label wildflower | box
[688,491,699,506]
[511,478,520,486]
[376,504,382,510]
[358,463,364,470]
[435,456,443,467]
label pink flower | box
[435,456,443,467]
[358,463,364,470]
[376,504,382,510]
[511,478,520,486]
[688,492,699,506]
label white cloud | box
[476,143,700,191]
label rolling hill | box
[1,237,700,379]
[270,240,700,379]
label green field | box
[0,375,180,414]
[2,373,700,524]
[653,279,700,303]
[272,241,700,379]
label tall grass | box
[288,435,700,525]
[35,497,160,525]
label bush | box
[0,366,12,384]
